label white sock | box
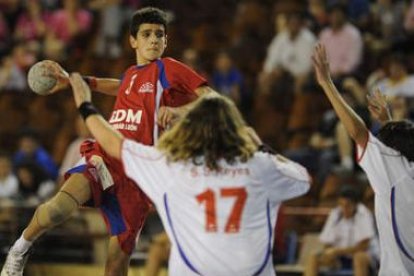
[12,232,33,254]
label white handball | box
[27,61,57,95]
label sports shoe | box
[1,248,31,276]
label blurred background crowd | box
[1,0,414,275]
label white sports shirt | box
[357,133,414,276]
[121,140,310,276]
[319,203,375,251]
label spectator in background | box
[308,0,329,33]
[374,54,414,98]
[260,12,316,95]
[304,186,376,276]
[14,0,50,42]
[15,161,55,204]
[326,0,370,29]
[370,0,406,42]
[0,43,36,91]
[90,0,123,58]
[49,0,92,47]
[212,50,244,106]
[319,4,363,80]
[13,128,58,181]
[0,152,18,199]
[181,48,208,78]
[0,13,10,54]
[404,0,414,33]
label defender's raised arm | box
[312,44,368,147]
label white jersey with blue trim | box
[121,139,310,276]
[357,132,414,276]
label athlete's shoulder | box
[161,57,187,68]
[123,65,140,75]
[161,57,180,64]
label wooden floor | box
[24,264,168,276]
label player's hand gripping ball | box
[27,61,57,95]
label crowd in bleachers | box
[1,0,414,274]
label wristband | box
[82,76,97,90]
[78,102,99,120]
[258,143,276,154]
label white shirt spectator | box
[376,76,414,97]
[0,174,18,198]
[263,28,316,77]
[357,132,414,275]
[319,203,375,251]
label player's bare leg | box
[144,232,170,276]
[1,173,91,276]
[353,251,370,276]
[303,251,337,276]
[105,236,130,276]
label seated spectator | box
[0,43,36,91]
[374,54,414,98]
[181,48,208,78]
[0,152,18,199]
[13,128,58,180]
[14,0,50,42]
[0,13,10,54]
[404,0,414,33]
[370,0,406,43]
[304,186,376,276]
[260,12,316,95]
[326,0,370,29]
[90,0,123,58]
[308,0,329,33]
[319,4,363,80]
[49,0,92,48]
[212,50,244,106]
[15,161,55,204]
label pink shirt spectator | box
[15,13,51,41]
[319,23,363,76]
[49,9,92,43]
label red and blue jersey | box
[109,57,207,145]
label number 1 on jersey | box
[196,187,247,233]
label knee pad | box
[35,191,79,228]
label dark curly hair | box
[377,120,414,162]
[130,7,168,37]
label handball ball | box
[27,61,57,95]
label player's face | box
[130,24,167,65]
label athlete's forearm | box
[319,80,369,147]
[85,114,124,160]
[85,77,121,96]
[176,86,218,115]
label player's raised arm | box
[69,73,124,159]
[312,44,368,147]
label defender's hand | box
[69,73,92,107]
[367,89,391,124]
[312,44,332,86]
[158,106,180,128]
